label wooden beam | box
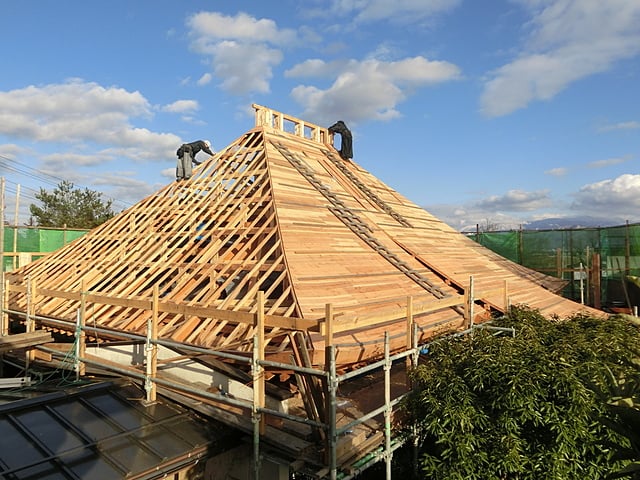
[0,331,53,353]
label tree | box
[401,307,640,479]
[29,181,116,229]
[479,217,501,232]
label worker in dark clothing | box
[328,121,353,160]
[176,140,214,180]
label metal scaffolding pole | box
[326,344,337,480]
[384,332,392,480]
[253,335,262,480]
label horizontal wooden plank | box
[0,331,53,353]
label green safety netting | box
[2,227,87,272]
[469,223,640,309]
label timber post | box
[25,276,36,366]
[144,285,159,403]
[326,344,337,480]
[0,275,7,337]
[384,332,392,480]
[465,275,475,329]
[252,334,262,480]
[75,280,87,380]
[405,295,414,385]
[252,291,267,480]
[325,303,334,348]
[503,279,510,313]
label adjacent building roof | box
[0,379,228,479]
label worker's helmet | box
[204,140,211,148]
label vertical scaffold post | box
[252,335,262,480]
[384,332,392,480]
[405,296,413,371]
[257,291,266,434]
[503,279,510,314]
[145,285,159,403]
[467,276,475,329]
[12,184,20,270]
[25,277,31,371]
[253,291,266,480]
[325,303,334,348]
[412,321,419,477]
[25,277,36,367]
[326,344,337,480]
[75,280,87,381]
[0,276,7,337]
[0,177,4,313]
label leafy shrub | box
[402,306,640,480]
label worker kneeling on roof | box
[176,140,214,181]
[328,121,353,160]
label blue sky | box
[1,0,639,231]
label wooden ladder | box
[272,141,447,299]
[321,148,413,228]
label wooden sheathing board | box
[329,163,601,318]
[337,164,570,292]
[6,129,301,353]
[265,133,462,315]
[263,131,472,363]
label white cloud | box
[571,174,640,219]
[41,152,113,168]
[285,59,342,78]
[480,0,640,116]
[187,12,295,95]
[309,0,461,24]
[91,172,159,207]
[0,79,179,156]
[0,79,150,143]
[160,167,176,179]
[0,79,183,209]
[427,174,640,230]
[162,99,199,114]
[587,156,631,169]
[0,143,26,158]
[545,167,568,176]
[288,57,461,124]
[197,73,212,86]
[356,0,461,23]
[598,121,640,132]
[425,203,526,231]
[475,189,553,211]
[210,41,282,94]
[188,11,297,45]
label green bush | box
[402,306,640,480]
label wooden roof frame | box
[5,104,602,368]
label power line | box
[0,154,133,210]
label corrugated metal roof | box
[0,379,229,479]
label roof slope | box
[6,105,600,364]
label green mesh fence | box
[2,226,88,272]
[470,223,640,311]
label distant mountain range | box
[460,216,630,233]
[523,216,625,230]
